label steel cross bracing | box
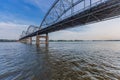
[20,0,120,40]
[40,0,108,29]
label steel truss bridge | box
[20,0,120,41]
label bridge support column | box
[25,38,28,43]
[20,38,28,43]
[36,35,40,46]
[36,33,49,47]
[29,37,32,44]
[45,33,49,44]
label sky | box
[0,0,120,40]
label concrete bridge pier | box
[21,38,28,43]
[36,33,49,47]
[20,37,32,44]
[29,37,32,44]
[36,35,40,46]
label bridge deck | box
[20,0,120,40]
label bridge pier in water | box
[20,37,31,44]
[36,33,49,47]
[36,35,40,46]
[20,38,28,43]
[29,37,32,44]
[20,33,49,46]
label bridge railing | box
[61,0,108,22]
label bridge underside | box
[20,0,120,40]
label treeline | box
[0,39,17,42]
[49,40,120,42]
[0,39,120,42]
[49,40,83,42]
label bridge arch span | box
[40,0,108,29]
[19,0,120,40]
[21,31,26,38]
[26,25,39,35]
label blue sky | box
[0,0,120,40]
[0,0,54,24]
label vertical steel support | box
[90,0,92,7]
[84,0,85,9]
[71,0,74,16]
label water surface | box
[0,41,120,80]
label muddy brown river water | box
[0,41,120,80]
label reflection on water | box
[0,42,120,80]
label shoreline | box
[0,40,120,42]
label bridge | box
[19,0,120,46]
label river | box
[0,41,120,80]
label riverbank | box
[0,39,17,42]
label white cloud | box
[49,18,120,40]
[0,22,28,40]
[0,17,120,40]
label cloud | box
[24,0,54,13]
[0,22,28,40]
[0,17,120,40]
[49,18,120,40]
[0,0,119,40]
